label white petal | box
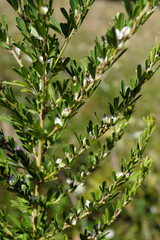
[116,29,123,40]
[40,6,48,15]
[121,26,131,38]
[116,172,123,178]
[55,117,63,126]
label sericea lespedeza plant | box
[0,0,160,239]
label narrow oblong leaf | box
[16,17,29,38]
[69,0,79,12]
[50,17,62,34]
[8,214,21,229]
[6,0,19,11]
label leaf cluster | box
[0,0,159,239]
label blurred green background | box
[0,1,160,239]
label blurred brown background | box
[0,1,160,239]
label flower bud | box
[40,6,48,15]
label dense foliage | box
[0,0,160,239]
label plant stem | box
[10,49,23,67]
[0,222,13,237]
[33,75,46,235]
[6,37,23,68]
[51,15,82,74]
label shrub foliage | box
[0,0,160,239]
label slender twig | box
[33,74,46,235]
[18,0,23,15]
[10,49,23,67]
[51,15,82,73]
[47,2,154,140]
[6,37,23,68]
[0,222,14,237]
[0,91,28,121]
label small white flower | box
[103,114,117,124]
[56,158,62,164]
[102,114,109,123]
[126,172,130,178]
[47,59,52,63]
[9,174,17,185]
[54,117,63,126]
[15,47,21,57]
[116,172,123,178]
[65,152,70,159]
[35,35,43,40]
[121,26,131,38]
[74,183,86,195]
[116,26,131,50]
[56,158,64,168]
[97,57,103,64]
[117,41,124,50]
[116,26,131,40]
[72,76,76,83]
[40,6,48,15]
[39,56,43,63]
[62,107,70,117]
[85,200,90,207]
[104,229,115,239]
[83,137,87,147]
[97,56,108,64]
[72,218,76,225]
[116,29,123,40]
[104,56,108,62]
[80,171,85,177]
[83,78,87,88]
[66,178,73,185]
[87,75,93,84]
[74,92,79,101]
[74,9,79,17]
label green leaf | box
[118,13,124,30]
[64,235,69,240]
[111,170,116,182]
[0,148,5,162]
[0,116,11,123]
[109,103,115,115]
[60,22,70,38]
[123,0,133,19]
[33,61,43,75]
[114,97,119,109]
[130,77,136,89]
[6,0,19,11]
[137,64,142,80]
[69,0,79,12]
[16,17,29,38]
[151,47,156,63]
[8,214,21,229]
[107,26,118,48]
[0,42,10,50]
[50,17,62,35]
[121,80,125,97]
[60,8,69,20]
[30,26,39,37]
[2,15,8,31]
[81,196,85,209]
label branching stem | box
[51,15,82,74]
[33,74,46,234]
